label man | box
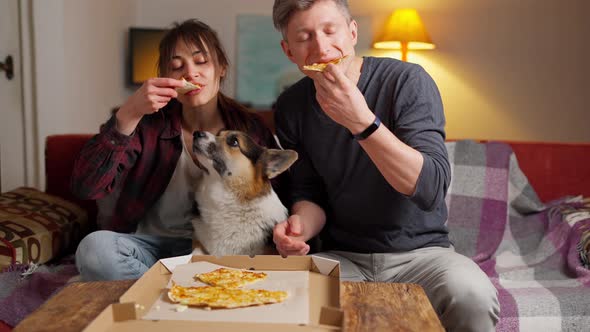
[271,1,500,331]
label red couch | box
[1,119,588,332]
[45,111,590,217]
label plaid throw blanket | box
[0,256,79,327]
[445,140,590,332]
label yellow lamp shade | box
[373,9,435,61]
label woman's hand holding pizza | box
[116,78,184,135]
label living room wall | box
[30,0,589,189]
[135,0,590,144]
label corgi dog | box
[191,130,298,256]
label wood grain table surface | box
[340,282,444,332]
[14,280,443,332]
[14,280,135,332]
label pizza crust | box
[168,267,288,310]
[195,268,267,289]
[168,283,288,309]
[176,78,202,94]
[303,55,348,72]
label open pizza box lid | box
[84,255,342,331]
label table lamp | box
[373,9,435,61]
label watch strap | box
[353,116,381,140]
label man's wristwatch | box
[353,116,381,140]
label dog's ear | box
[261,149,298,179]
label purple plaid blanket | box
[0,257,79,327]
[445,140,590,332]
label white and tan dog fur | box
[191,130,297,256]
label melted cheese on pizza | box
[168,284,288,309]
[303,55,348,72]
[176,78,202,94]
[195,268,267,289]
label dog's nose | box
[194,131,206,139]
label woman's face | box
[165,38,226,108]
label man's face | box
[280,0,357,77]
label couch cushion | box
[0,187,88,269]
[445,141,590,330]
[444,140,545,260]
[45,134,97,227]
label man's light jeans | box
[315,247,500,332]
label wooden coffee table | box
[14,280,443,331]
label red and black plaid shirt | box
[70,100,277,233]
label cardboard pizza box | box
[84,255,342,331]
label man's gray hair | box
[272,0,351,39]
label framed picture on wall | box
[128,27,166,86]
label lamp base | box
[401,41,408,62]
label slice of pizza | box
[195,267,267,289]
[168,284,288,309]
[303,55,348,72]
[176,78,202,94]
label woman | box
[71,19,278,281]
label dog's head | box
[192,130,298,200]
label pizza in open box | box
[168,283,288,309]
[195,268,267,289]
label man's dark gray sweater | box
[275,57,451,253]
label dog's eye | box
[227,136,239,147]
